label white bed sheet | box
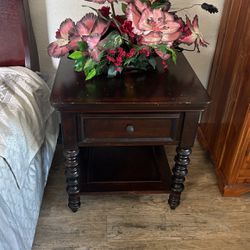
[0,67,59,249]
[0,66,54,188]
[0,112,59,250]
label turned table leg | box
[64,149,81,212]
[168,147,192,209]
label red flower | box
[115,67,123,72]
[161,60,168,69]
[114,56,123,66]
[108,49,116,55]
[118,47,126,58]
[115,15,125,25]
[139,47,151,57]
[111,15,125,29]
[99,6,110,18]
[126,48,136,58]
[176,17,192,40]
[106,55,115,63]
[120,21,135,38]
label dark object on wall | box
[201,3,219,14]
[0,0,39,71]
[198,0,250,196]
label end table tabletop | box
[50,53,210,212]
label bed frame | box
[0,0,39,71]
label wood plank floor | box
[33,142,250,250]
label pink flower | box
[161,60,168,69]
[126,0,181,46]
[89,47,102,61]
[178,15,209,51]
[48,19,79,58]
[154,49,171,60]
[48,13,110,61]
[76,13,109,48]
[76,13,110,61]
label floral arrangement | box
[48,0,218,80]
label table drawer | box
[79,114,181,143]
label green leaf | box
[121,3,127,14]
[85,68,96,81]
[122,34,131,45]
[84,58,96,70]
[107,65,118,78]
[74,63,83,72]
[95,60,107,75]
[78,41,88,52]
[151,3,165,9]
[68,51,83,60]
[124,56,137,66]
[102,31,123,49]
[98,50,105,61]
[83,58,97,77]
[148,57,157,69]
[153,44,168,54]
[151,0,168,9]
[74,56,88,72]
[153,44,177,64]
[166,47,177,64]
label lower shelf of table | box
[79,145,172,193]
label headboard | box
[0,0,39,71]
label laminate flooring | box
[33,141,250,250]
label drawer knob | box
[126,125,135,134]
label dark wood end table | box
[50,53,210,212]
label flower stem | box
[182,44,198,52]
[111,3,116,16]
[112,17,122,33]
[81,5,109,21]
[173,4,202,13]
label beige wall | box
[28,0,224,87]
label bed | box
[0,0,59,249]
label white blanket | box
[0,67,54,188]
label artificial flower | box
[120,21,135,38]
[155,48,171,60]
[126,0,181,45]
[138,47,151,57]
[76,13,110,60]
[98,6,110,18]
[178,15,209,51]
[48,19,79,57]
[48,0,217,80]
[76,13,109,45]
